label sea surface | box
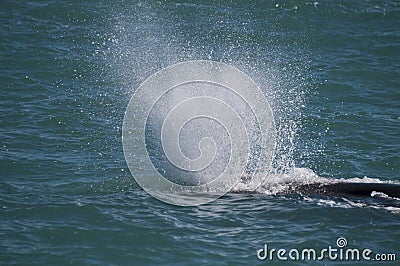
[1,0,399,265]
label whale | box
[234,182,400,199]
[288,182,400,198]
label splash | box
[109,1,310,186]
[122,61,276,205]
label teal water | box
[1,0,399,265]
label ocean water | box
[1,0,399,265]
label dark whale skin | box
[291,182,400,198]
